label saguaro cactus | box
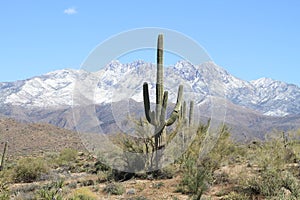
[189,101,194,126]
[179,100,194,127]
[0,141,7,171]
[177,100,194,148]
[143,34,183,153]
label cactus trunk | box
[156,34,164,108]
[0,141,7,171]
[189,101,194,126]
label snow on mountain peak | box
[1,60,300,117]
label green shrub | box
[152,182,164,189]
[245,168,300,198]
[248,131,299,171]
[103,182,125,195]
[177,157,209,200]
[69,187,98,200]
[158,165,177,179]
[94,155,111,172]
[13,157,49,183]
[57,148,78,165]
[0,179,9,200]
[177,124,237,200]
[0,193,9,200]
[37,189,63,200]
[35,180,64,200]
[97,169,116,183]
[247,168,283,196]
[282,171,300,198]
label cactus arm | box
[160,91,168,123]
[143,82,156,125]
[166,85,183,126]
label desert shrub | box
[282,171,300,198]
[203,126,243,170]
[177,123,246,199]
[36,179,64,200]
[244,168,300,198]
[69,187,98,200]
[0,194,9,200]
[0,179,9,200]
[157,165,177,179]
[67,182,77,189]
[184,123,239,171]
[213,171,230,185]
[57,148,78,165]
[13,157,49,183]
[152,182,164,189]
[37,189,63,200]
[177,157,210,200]
[94,155,111,172]
[97,170,113,183]
[103,182,125,195]
[249,131,298,171]
[246,168,282,196]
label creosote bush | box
[103,182,125,195]
[69,187,98,200]
[57,148,78,165]
[244,169,300,198]
[13,157,49,183]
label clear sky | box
[0,1,299,86]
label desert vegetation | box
[1,124,300,199]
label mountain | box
[1,60,299,116]
[0,60,300,139]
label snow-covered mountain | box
[1,60,300,117]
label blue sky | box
[0,1,299,86]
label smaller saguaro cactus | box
[0,141,8,171]
[282,132,288,148]
[179,100,194,127]
[177,101,194,147]
[188,101,194,127]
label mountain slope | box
[0,118,85,157]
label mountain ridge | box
[0,60,300,139]
[1,60,299,116]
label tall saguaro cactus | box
[0,141,7,171]
[143,34,183,155]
